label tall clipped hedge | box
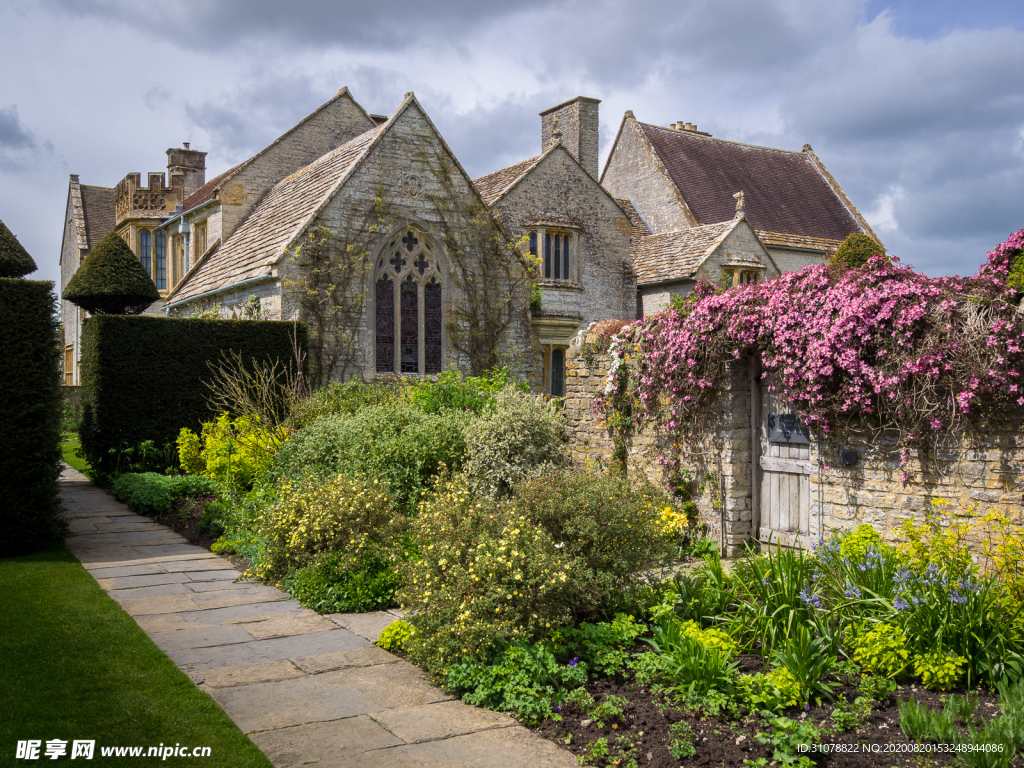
[0,278,65,555]
[79,316,307,477]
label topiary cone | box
[0,218,37,278]
[829,233,887,274]
[63,231,160,315]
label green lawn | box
[0,544,272,767]
[60,431,89,474]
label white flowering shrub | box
[462,387,565,498]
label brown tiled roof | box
[472,155,541,205]
[615,198,652,239]
[639,123,863,242]
[181,165,240,211]
[168,124,385,304]
[631,221,734,285]
[79,185,116,250]
[755,230,841,252]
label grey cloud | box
[0,104,50,171]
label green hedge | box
[79,315,307,477]
[0,279,65,555]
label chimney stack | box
[540,96,601,178]
[166,144,207,199]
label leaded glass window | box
[154,231,166,290]
[533,229,574,283]
[139,230,151,275]
[373,228,443,375]
[551,349,565,396]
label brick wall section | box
[491,148,636,326]
[564,349,1024,554]
[602,119,692,234]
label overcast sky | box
[3,0,1023,289]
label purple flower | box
[799,588,822,609]
[894,597,909,612]
[568,657,579,667]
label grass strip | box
[61,431,90,475]
[0,544,272,767]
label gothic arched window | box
[374,229,443,375]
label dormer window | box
[528,227,576,282]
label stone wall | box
[564,349,1024,555]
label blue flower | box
[894,597,909,612]
[799,588,822,609]
[845,585,862,599]
[568,657,579,667]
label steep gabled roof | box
[79,184,116,250]
[176,87,373,217]
[635,121,876,244]
[472,155,542,205]
[631,220,736,285]
[615,198,652,239]
[166,123,386,304]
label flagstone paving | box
[60,466,576,768]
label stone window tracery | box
[374,229,443,375]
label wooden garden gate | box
[751,369,814,549]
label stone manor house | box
[60,89,879,391]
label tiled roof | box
[168,124,385,304]
[639,123,863,242]
[631,221,734,285]
[181,165,241,211]
[615,198,652,239]
[755,230,841,252]
[472,156,541,205]
[79,185,116,250]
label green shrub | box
[269,403,468,513]
[377,620,413,652]
[553,613,645,677]
[284,552,402,613]
[62,231,159,315]
[511,469,674,616]
[111,472,219,515]
[1008,250,1024,293]
[79,315,306,478]
[913,650,967,691]
[0,218,37,277]
[828,233,886,273]
[251,473,397,582]
[400,473,576,672]
[0,279,65,555]
[851,622,910,678]
[462,387,565,498]
[735,668,803,713]
[291,379,398,428]
[405,366,526,414]
[444,641,587,725]
[177,413,280,490]
[771,625,838,703]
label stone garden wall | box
[564,349,1024,556]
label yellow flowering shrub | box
[896,499,977,576]
[400,472,577,673]
[176,412,280,489]
[658,505,690,540]
[252,473,397,581]
[839,524,884,560]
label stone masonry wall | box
[601,118,691,235]
[565,349,1024,555]
[564,350,754,556]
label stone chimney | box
[166,144,207,199]
[540,96,600,178]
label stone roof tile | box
[631,221,733,285]
[615,198,652,239]
[472,156,541,205]
[79,185,116,250]
[168,124,385,304]
[639,123,863,242]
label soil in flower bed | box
[533,653,1019,768]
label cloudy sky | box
[3,0,1023,288]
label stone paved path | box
[60,467,576,768]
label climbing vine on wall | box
[597,229,1024,468]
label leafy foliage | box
[111,472,219,515]
[284,551,401,613]
[0,218,37,277]
[376,620,412,652]
[0,279,65,555]
[62,232,159,315]
[462,387,565,498]
[79,314,305,478]
[177,413,280,491]
[828,233,886,273]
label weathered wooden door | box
[753,372,813,548]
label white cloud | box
[865,184,906,233]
